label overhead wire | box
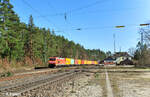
[36,0,110,17]
[22,0,55,26]
[60,0,110,36]
[41,0,143,32]
[46,1,57,11]
[21,0,147,32]
[80,24,141,30]
[69,7,140,16]
[21,0,68,36]
[35,7,141,18]
[46,1,72,38]
[62,24,146,31]
[66,0,109,14]
[46,1,76,38]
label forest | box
[0,0,106,69]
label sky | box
[11,0,150,52]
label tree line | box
[0,0,106,66]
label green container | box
[71,59,75,65]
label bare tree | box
[128,47,135,57]
[140,26,150,47]
[136,27,150,66]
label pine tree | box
[0,0,24,62]
[25,15,35,64]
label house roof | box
[104,57,116,61]
[113,52,131,58]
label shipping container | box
[85,60,88,64]
[75,59,78,65]
[81,60,85,64]
[65,58,71,65]
[84,60,86,64]
[95,61,98,64]
[57,58,65,65]
[78,59,81,65]
[71,59,75,65]
[92,61,95,64]
[90,61,92,64]
[87,60,89,64]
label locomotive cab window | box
[49,58,56,61]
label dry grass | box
[0,58,37,73]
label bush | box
[7,71,13,77]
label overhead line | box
[67,0,109,14]
[46,1,59,14]
[21,0,68,35]
[36,7,140,18]
[22,0,55,27]
[61,24,145,31]
[36,0,110,17]
[46,1,75,38]
[68,7,140,16]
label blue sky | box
[11,0,150,52]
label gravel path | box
[70,85,102,97]
[105,68,114,97]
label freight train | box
[49,57,98,68]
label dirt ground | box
[115,72,150,97]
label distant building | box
[100,52,132,65]
[113,52,132,65]
[100,57,116,65]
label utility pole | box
[113,33,116,54]
[120,46,121,52]
[115,25,125,54]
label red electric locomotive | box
[49,57,65,68]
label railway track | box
[0,70,81,97]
